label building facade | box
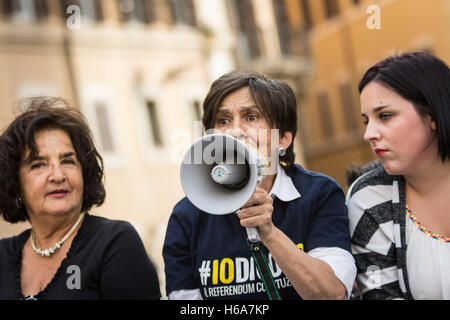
[0,0,310,297]
[283,0,450,188]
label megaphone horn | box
[180,134,266,242]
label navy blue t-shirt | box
[163,164,351,300]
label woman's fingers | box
[237,187,273,227]
[242,187,272,209]
[237,204,273,227]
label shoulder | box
[346,166,403,239]
[347,165,396,199]
[285,165,347,221]
[0,235,13,251]
[172,197,202,214]
[84,214,135,233]
[80,214,140,246]
[0,229,30,275]
[165,197,206,240]
[170,197,204,223]
[0,229,30,257]
[287,164,344,196]
[0,236,13,259]
[164,199,201,254]
[77,214,150,260]
[346,165,400,216]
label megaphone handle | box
[246,178,264,242]
[246,226,260,242]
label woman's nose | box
[363,121,381,143]
[227,120,246,140]
[48,164,66,183]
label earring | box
[278,147,286,157]
[16,197,22,208]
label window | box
[231,0,261,59]
[34,0,48,19]
[118,0,155,24]
[317,92,335,140]
[168,0,196,26]
[95,102,115,152]
[80,0,103,21]
[61,0,103,22]
[299,0,312,30]
[1,0,48,21]
[272,0,291,55]
[0,0,12,16]
[79,86,123,169]
[16,84,59,112]
[338,82,358,132]
[146,100,163,146]
[323,0,339,19]
[14,0,36,20]
[192,100,202,122]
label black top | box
[0,213,161,300]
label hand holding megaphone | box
[180,133,268,242]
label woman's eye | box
[30,162,45,169]
[380,113,392,120]
[217,118,229,125]
[247,115,257,122]
[62,159,75,165]
[361,117,368,126]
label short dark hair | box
[359,51,450,161]
[0,97,106,223]
[202,71,298,167]
[345,160,381,188]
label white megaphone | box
[180,133,267,242]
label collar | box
[269,163,301,201]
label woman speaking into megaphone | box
[163,71,356,300]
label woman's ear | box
[279,131,293,150]
[431,120,437,131]
[424,109,437,131]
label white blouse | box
[406,214,450,300]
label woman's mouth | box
[374,148,388,156]
[47,189,69,198]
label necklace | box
[30,213,85,257]
[406,205,450,243]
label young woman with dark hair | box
[347,52,450,299]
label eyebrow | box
[217,105,259,114]
[61,152,76,158]
[361,105,390,116]
[28,152,76,162]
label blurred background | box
[0,0,449,297]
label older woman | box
[163,71,356,300]
[347,52,450,299]
[0,98,160,300]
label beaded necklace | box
[30,213,85,257]
[405,205,450,243]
